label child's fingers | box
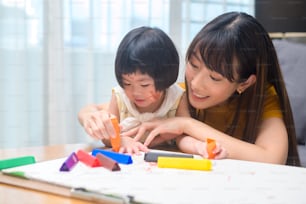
[84,119,104,140]
[119,146,126,154]
[102,114,116,138]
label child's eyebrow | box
[122,75,152,82]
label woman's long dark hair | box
[186,12,300,166]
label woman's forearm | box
[180,117,287,164]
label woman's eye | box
[210,75,222,81]
[141,84,150,87]
[189,61,199,69]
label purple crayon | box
[60,152,79,171]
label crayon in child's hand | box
[110,117,121,152]
[206,138,216,159]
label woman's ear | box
[236,74,256,94]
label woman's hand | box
[194,140,228,159]
[121,117,186,146]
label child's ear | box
[236,74,256,94]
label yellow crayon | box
[157,157,212,171]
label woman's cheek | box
[185,66,193,85]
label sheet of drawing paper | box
[2,150,306,204]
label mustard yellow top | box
[182,83,282,140]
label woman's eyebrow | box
[190,51,201,61]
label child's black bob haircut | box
[115,26,179,91]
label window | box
[0,0,254,148]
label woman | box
[127,12,300,166]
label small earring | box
[237,89,242,95]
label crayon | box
[95,153,121,171]
[92,149,133,164]
[110,117,121,152]
[59,152,79,171]
[144,151,193,162]
[206,138,216,159]
[157,157,212,171]
[0,156,36,170]
[76,150,100,167]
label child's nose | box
[132,87,142,96]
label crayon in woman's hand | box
[206,138,216,159]
[110,117,121,152]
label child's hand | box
[195,141,228,159]
[119,136,148,155]
[82,110,116,141]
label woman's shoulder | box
[266,84,277,96]
[263,84,283,119]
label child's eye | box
[141,84,150,87]
[123,83,131,86]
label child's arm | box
[78,92,119,145]
[78,103,108,126]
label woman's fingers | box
[133,126,149,141]
[144,128,162,146]
[214,143,228,159]
[121,126,140,137]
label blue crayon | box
[92,149,132,164]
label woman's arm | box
[176,135,228,159]
[142,116,288,164]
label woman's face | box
[122,71,164,113]
[185,51,240,109]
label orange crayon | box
[206,138,216,159]
[110,117,121,152]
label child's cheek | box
[151,91,163,101]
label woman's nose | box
[191,70,207,91]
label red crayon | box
[76,149,100,167]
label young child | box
[127,12,300,166]
[78,26,225,158]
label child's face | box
[185,52,240,110]
[122,71,164,112]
